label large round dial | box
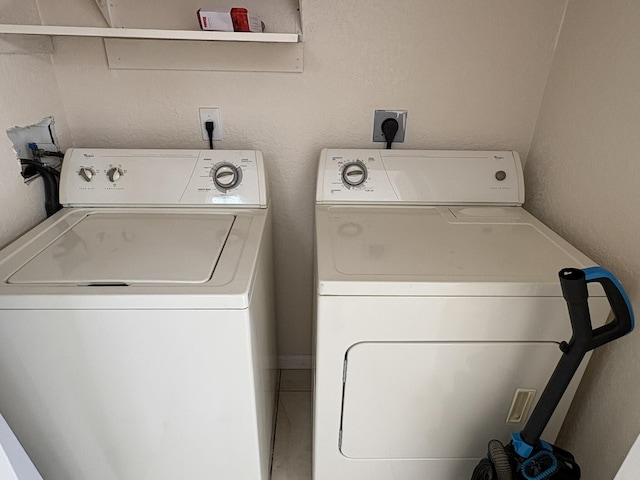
[212,162,242,190]
[107,167,124,182]
[342,161,368,187]
[78,167,96,182]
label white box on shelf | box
[197,9,234,32]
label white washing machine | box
[0,149,276,480]
[313,149,611,479]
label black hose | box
[471,458,497,480]
[20,160,61,217]
[470,440,514,480]
[488,440,513,480]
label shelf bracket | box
[94,0,117,27]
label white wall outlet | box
[199,107,223,141]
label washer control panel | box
[60,149,267,207]
[316,149,524,205]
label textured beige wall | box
[0,1,70,248]
[525,0,640,478]
[2,1,568,359]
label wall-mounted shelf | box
[1,0,303,72]
[0,24,299,43]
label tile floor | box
[271,370,312,480]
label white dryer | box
[313,149,611,479]
[0,149,276,480]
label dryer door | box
[340,341,562,459]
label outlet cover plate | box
[373,110,407,143]
[199,107,223,141]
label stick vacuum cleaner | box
[471,266,635,480]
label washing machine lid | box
[7,211,235,285]
[316,205,602,297]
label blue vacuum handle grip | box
[559,267,634,352]
[582,266,634,349]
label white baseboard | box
[277,354,312,369]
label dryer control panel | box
[316,149,524,206]
[60,149,268,207]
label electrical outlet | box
[373,110,407,143]
[199,108,223,141]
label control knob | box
[342,161,368,187]
[78,167,96,182]
[212,163,242,190]
[107,167,124,182]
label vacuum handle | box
[517,266,634,452]
[559,267,634,353]
[583,266,634,349]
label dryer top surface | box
[315,205,600,297]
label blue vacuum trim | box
[583,266,635,332]
[511,431,533,458]
[520,449,558,480]
[511,432,554,459]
